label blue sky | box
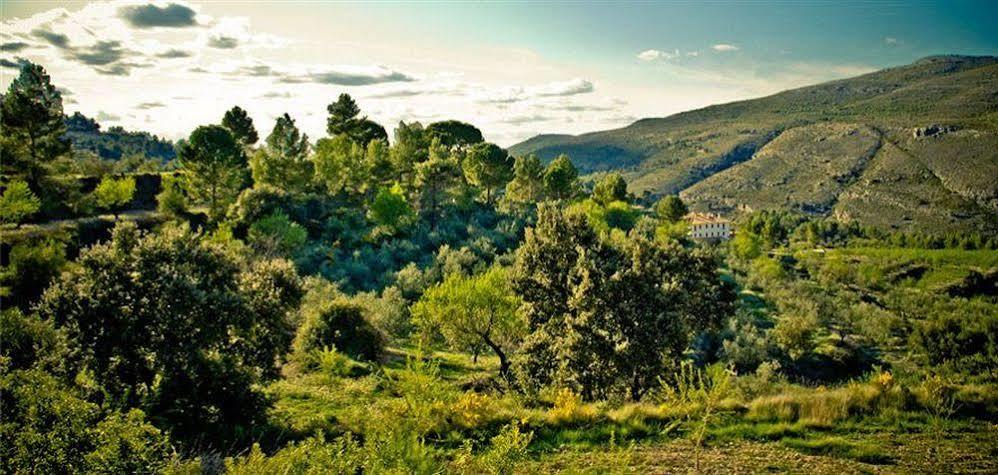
[2,1,996,145]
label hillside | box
[64,112,176,162]
[509,55,998,234]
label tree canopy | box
[176,124,247,221]
[0,61,69,192]
[222,105,259,146]
[463,142,514,204]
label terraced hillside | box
[509,55,998,234]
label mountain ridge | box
[509,54,998,234]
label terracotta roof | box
[686,212,730,225]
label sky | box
[1,1,996,146]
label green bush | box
[0,179,41,225]
[1,237,67,310]
[294,289,385,362]
[0,369,170,473]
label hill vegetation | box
[1,60,996,473]
[510,55,998,235]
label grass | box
[780,436,893,464]
[252,346,998,473]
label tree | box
[415,138,461,229]
[311,134,367,197]
[543,154,579,201]
[655,195,689,223]
[426,120,484,147]
[0,180,41,225]
[327,93,361,137]
[36,222,303,447]
[176,124,247,221]
[463,142,514,204]
[0,61,70,191]
[412,266,524,379]
[326,93,387,146]
[504,154,545,206]
[94,176,135,218]
[510,204,734,400]
[592,173,628,205]
[368,183,414,234]
[251,113,312,194]
[352,118,389,147]
[222,105,259,146]
[389,121,431,184]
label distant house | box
[687,212,733,240]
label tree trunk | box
[480,333,511,381]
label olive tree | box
[412,266,524,379]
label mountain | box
[509,55,998,234]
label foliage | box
[654,195,688,223]
[0,179,41,224]
[247,210,308,257]
[542,154,579,200]
[415,138,463,228]
[221,105,259,146]
[1,238,67,310]
[0,61,69,191]
[463,142,514,204]
[511,203,735,400]
[176,124,247,221]
[0,369,170,473]
[64,111,176,162]
[35,222,303,448]
[504,154,545,207]
[369,183,415,234]
[156,173,187,217]
[426,120,484,148]
[93,175,136,215]
[0,308,70,374]
[592,172,628,205]
[413,266,524,378]
[251,113,312,194]
[327,93,387,146]
[293,280,385,362]
[311,134,367,196]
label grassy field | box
[255,344,998,473]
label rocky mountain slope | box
[509,55,998,234]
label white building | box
[687,213,733,240]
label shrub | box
[0,179,41,225]
[0,308,70,374]
[226,435,363,475]
[156,174,187,217]
[1,237,67,310]
[247,210,307,257]
[0,369,169,473]
[475,422,533,474]
[294,292,385,362]
[547,388,598,426]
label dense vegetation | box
[511,55,998,235]
[2,60,996,473]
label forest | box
[2,60,997,473]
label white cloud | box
[884,37,899,45]
[712,44,739,52]
[534,78,593,97]
[637,49,665,61]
